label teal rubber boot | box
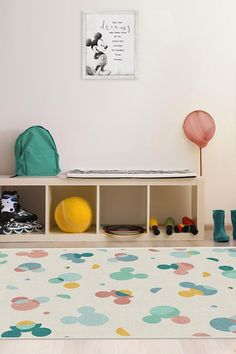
[231,210,236,240]
[213,210,230,242]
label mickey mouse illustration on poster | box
[82,11,136,79]
[86,32,111,76]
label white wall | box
[0,0,236,224]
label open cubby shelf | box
[0,175,204,243]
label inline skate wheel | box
[14,228,24,234]
[3,228,12,235]
[25,227,33,233]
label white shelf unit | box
[0,176,204,243]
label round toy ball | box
[55,196,92,233]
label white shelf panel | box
[0,175,198,186]
[0,176,204,244]
[0,229,203,243]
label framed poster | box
[82,10,137,79]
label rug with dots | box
[0,247,236,338]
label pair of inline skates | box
[0,191,43,235]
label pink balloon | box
[183,110,216,148]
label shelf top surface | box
[0,175,201,186]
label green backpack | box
[15,126,61,176]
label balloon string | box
[200,147,202,176]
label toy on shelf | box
[103,225,145,235]
[0,191,43,235]
[174,217,198,235]
[174,223,185,233]
[182,216,198,235]
[164,217,175,235]
[55,196,92,233]
[150,217,160,236]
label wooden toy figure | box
[174,223,185,233]
[164,217,175,235]
[182,216,198,235]
[150,217,160,236]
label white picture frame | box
[82,10,137,79]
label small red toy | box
[174,223,185,233]
[182,216,198,235]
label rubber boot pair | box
[213,210,236,242]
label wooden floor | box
[1,230,236,354]
[0,339,236,354]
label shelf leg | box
[191,178,204,239]
[96,185,100,235]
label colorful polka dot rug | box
[0,247,236,339]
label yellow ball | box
[55,196,92,233]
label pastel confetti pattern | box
[0,247,236,338]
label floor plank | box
[0,339,236,354]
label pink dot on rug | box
[180,262,193,269]
[171,316,191,324]
[16,252,27,256]
[174,263,194,275]
[114,297,131,305]
[95,291,111,298]
[11,297,39,311]
[193,332,211,337]
[28,250,48,258]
